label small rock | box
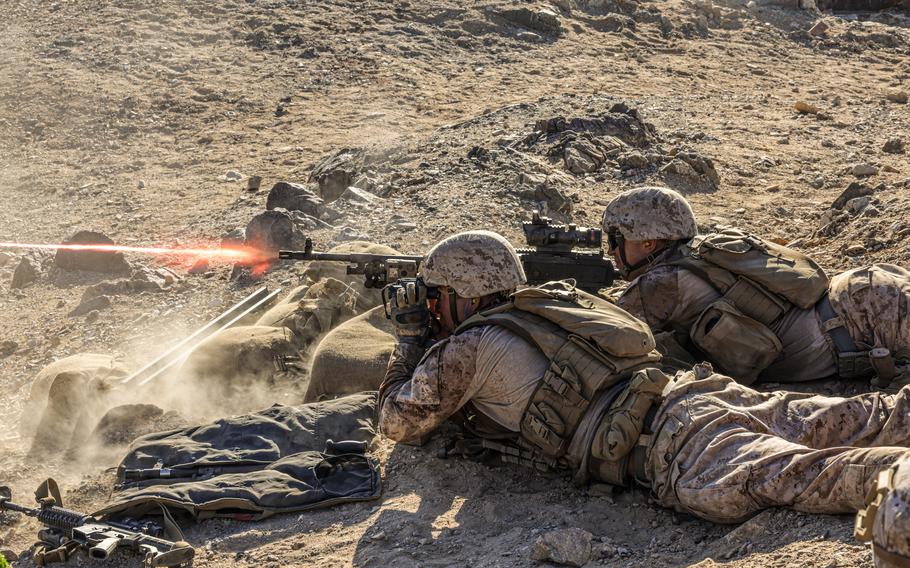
[883,138,905,154]
[851,163,878,177]
[517,31,542,41]
[69,294,111,317]
[340,185,383,205]
[188,258,210,275]
[886,90,908,104]
[618,151,649,169]
[224,170,243,182]
[832,182,872,209]
[794,101,819,114]
[85,309,100,324]
[846,196,870,215]
[136,179,146,189]
[808,20,829,36]
[309,149,360,202]
[0,340,18,358]
[765,184,781,192]
[11,255,41,289]
[845,244,867,256]
[247,175,263,192]
[371,531,387,542]
[531,528,593,567]
[245,209,306,251]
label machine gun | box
[278,239,423,289]
[0,482,194,567]
[278,212,616,293]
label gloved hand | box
[385,279,431,341]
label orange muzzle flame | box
[0,241,274,265]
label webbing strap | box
[816,295,861,354]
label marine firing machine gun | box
[518,211,616,293]
[0,482,194,567]
[277,212,617,293]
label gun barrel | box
[278,250,423,264]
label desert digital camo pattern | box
[420,230,526,298]
[648,364,910,524]
[830,263,910,360]
[601,186,698,242]
[869,457,910,567]
[379,325,545,445]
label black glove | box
[385,279,431,341]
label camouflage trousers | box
[646,365,910,524]
[830,264,910,360]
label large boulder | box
[245,209,306,251]
[54,230,132,274]
[308,148,361,202]
[266,182,324,218]
[305,305,396,402]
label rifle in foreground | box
[278,212,616,293]
[0,482,194,567]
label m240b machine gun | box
[278,212,616,293]
[0,482,194,567]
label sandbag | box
[256,277,360,351]
[97,393,380,520]
[176,325,303,402]
[305,305,396,401]
[21,353,129,437]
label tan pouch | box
[690,299,782,384]
[591,368,670,462]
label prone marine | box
[376,229,910,566]
[601,185,910,387]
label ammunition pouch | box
[691,299,782,384]
[521,336,623,457]
[723,277,788,326]
[588,367,669,487]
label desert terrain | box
[1,0,909,566]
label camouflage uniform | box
[829,264,910,361]
[603,185,910,383]
[856,456,910,567]
[380,337,910,525]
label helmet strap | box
[449,289,463,327]
[618,241,662,279]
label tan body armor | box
[456,281,666,486]
[663,228,831,382]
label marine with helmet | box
[601,185,910,386]
[377,229,910,529]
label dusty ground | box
[1,0,909,566]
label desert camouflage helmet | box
[420,230,526,298]
[602,186,697,241]
[856,457,910,568]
